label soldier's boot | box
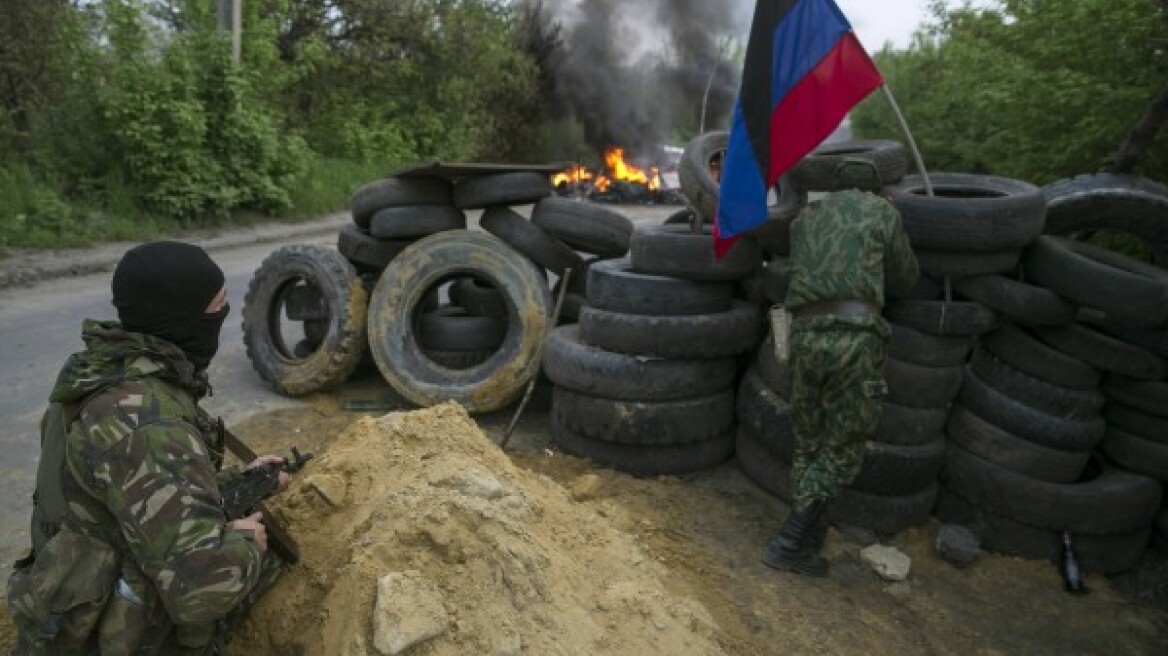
[762,501,829,577]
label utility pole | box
[216,0,242,62]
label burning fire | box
[552,147,662,193]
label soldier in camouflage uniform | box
[7,241,291,654]
[762,159,919,577]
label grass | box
[0,155,391,252]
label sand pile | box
[229,402,725,655]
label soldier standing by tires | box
[762,159,920,577]
[6,241,291,654]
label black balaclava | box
[111,241,228,370]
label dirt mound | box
[229,402,725,655]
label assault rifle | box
[217,419,312,564]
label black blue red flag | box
[715,0,883,256]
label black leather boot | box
[762,501,829,577]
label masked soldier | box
[7,241,290,654]
[762,158,919,577]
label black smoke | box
[537,0,753,161]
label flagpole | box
[880,84,934,196]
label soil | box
[2,398,1166,655]
[222,400,1166,655]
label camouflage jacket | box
[48,320,263,640]
[786,189,919,335]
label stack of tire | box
[541,225,764,476]
[935,231,1167,572]
[243,169,637,415]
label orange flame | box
[550,147,662,193]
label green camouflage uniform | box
[7,320,281,655]
[785,189,919,512]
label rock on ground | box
[861,544,913,582]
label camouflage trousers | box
[789,326,887,513]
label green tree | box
[853,0,1168,183]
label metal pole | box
[880,84,932,196]
[499,268,573,449]
[231,0,242,63]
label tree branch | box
[1112,80,1168,174]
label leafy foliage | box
[853,0,1168,184]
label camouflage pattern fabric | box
[789,326,886,511]
[7,320,276,655]
[784,189,918,512]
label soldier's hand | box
[230,511,268,554]
[245,454,292,492]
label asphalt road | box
[0,204,677,566]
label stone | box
[372,571,450,655]
[430,467,507,500]
[568,473,603,501]
[860,544,912,581]
[936,524,981,568]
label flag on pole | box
[715,0,884,257]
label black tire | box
[415,306,507,351]
[1077,309,1168,358]
[958,368,1105,453]
[934,486,1151,574]
[542,325,737,401]
[887,172,1046,250]
[366,231,552,413]
[550,412,735,476]
[887,322,972,366]
[736,369,795,459]
[980,323,1101,390]
[422,348,494,370]
[556,292,586,323]
[553,386,734,446]
[942,443,1160,534]
[350,177,452,229]
[1032,322,1167,381]
[243,246,367,395]
[1105,402,1168,445]
[480,206,583,276]
[889,274,944,301]
[1023,236,1168,327]
[1101,427,1168,483]
[369,205,466,239]
[531,197,633,257]
[585,257,734,315]
[953,274,1077,326]
[886,173,1046,251]
[789,140,909,192]
[677,130,725,223]
[337,224,412,271]
[578,301,761,359]
[1102,377,1168,418]
[969,348,1105,420]
[850,438,946,497]
[884,357,964,408]
[453,172,551,210]
[450,277,507,317]
[946,404,1090,484]
[1042,173,1168,265]
[630,224,762,282]
[884,299,999,336]
[736,431,937,535]
[284,284,327,321]
[915,250,1022,278]
[873,402,948,447]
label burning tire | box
[366,231,552,413]
[243,245,368,395]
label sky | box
[830,0,935,52]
